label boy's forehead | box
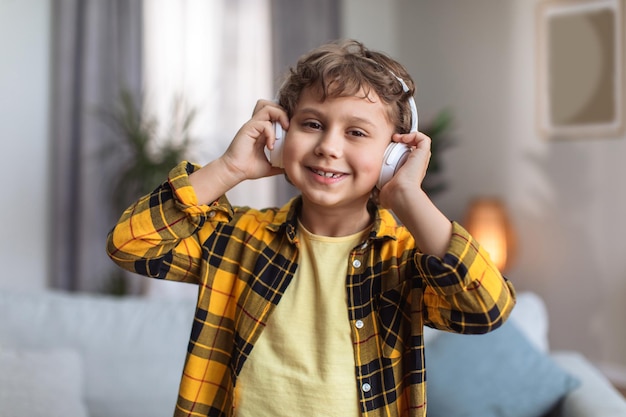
[298,85,386,109]
[303,82,380,101]
[296,86,394,124]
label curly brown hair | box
[276,39,417,134]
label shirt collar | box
[266,196,398,243]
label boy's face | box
[283,86,395,211]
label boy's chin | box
[301,190,372,208]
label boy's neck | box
[298,199,373,237]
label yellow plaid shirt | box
[106,161,516,417]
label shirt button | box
[352,259,362,268]
[362,383,372,393]
[355,320,364,329]
[208,211,216,218]
[360,242,368,250]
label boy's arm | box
[379,132,515,332]
[387,188,452,258]
[106,100,289,280]
[419,221,516,334]
[378,132,451,257]
[106,162,224,283]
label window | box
[143,0,276,206]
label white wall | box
[344,0,626,377]
[341,0,399,56]
[0,1,51,291]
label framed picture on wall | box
[536,0,625,140]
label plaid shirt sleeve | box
[418,222,516,334]
[106,161,232,284]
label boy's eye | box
[303,121,322,130]
[349,130,366,137]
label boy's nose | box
[314,130,343,158]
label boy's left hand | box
[378,131,453,257]
[378,131,432,209]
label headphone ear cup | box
[264,122,285,168]
[377,142,411,189]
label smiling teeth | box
[313,169,341,178]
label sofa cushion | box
[425,319,580,417]
[0,289,196,417]
[0,348,88,417]
[424,291,550,351]
[509,291,550,352]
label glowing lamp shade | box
[464,198,516,273]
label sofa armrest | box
[548,351,626,417]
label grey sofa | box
[549,352,626,417]
[0,289,624,417]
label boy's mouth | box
[310,167,344,179]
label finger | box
[251,119,284,154]
[252,101,289,131]
[252,99,279,116]
[392,132,418,143]
[258,120,277,150]
[266,166,285,177]
[392,132,431,148]
[414,133,432,152]
[269,108,290,131]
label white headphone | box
[376,75,417,189]
[267,122,285,168]
[267,75,418,189]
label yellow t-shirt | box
[235,222,368,417]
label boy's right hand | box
[220,99,289,182]
[189,100,288,205]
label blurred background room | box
[2,0,626,399]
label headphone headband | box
[392,74,419,133]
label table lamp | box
[464,197,516,273]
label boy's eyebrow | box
[297,107,377,128]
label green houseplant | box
[102,90,196,215]
[421,108,455,197]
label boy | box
[107,39,515,417]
